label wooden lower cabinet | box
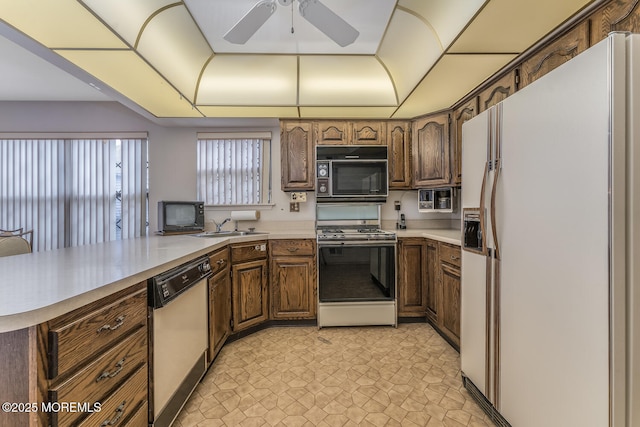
[0,282,150,427]
[231,241,269,332]
[397,238,427,317]
[425,239,439,324]
[437,243,461,348]
[269,240,317,319]
[208,248,231,363]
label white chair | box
[0,230,33,257]
[0,227,23,236]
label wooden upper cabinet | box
[520,21,590,88]
[387,121,412,189]
[315,121,350,145]
[352,121,386,145]
[590,0,640,45]
[412,112,451,188]
[479,69,519,113]
[280,121,314,191]
[452,98,478,187]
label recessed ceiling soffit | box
[0,0,596,118]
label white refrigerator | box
[460,32,639,427]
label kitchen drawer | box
[48,288,147,379]
[231,240,268,263]
[123,401,148,427]
[77,364,147,427]
[270,239,315,257]
[49,328,147,426]
[209,247,230,276]
[439,243,461,267]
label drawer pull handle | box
[451,255,460,261]
[287,247,299,252]
[100,401,126,426]
[96,358,126,382]
[216,259,225,265]
[97,315,126,333]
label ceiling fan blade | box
[298,0,359,47]
[224,0,277,44]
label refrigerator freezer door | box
[460,108,494,399]
[496,37,612,426]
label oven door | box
[330,160,388,200]
[317,241,395,303]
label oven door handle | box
[317,241,397,247]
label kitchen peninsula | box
[0,228,459,427]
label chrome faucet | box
[214,217,232,233]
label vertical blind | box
[0,137,147,252]
[197,137,271,205]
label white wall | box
[0,100,459,233]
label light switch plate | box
[290,192,307,202]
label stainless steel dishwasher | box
[149,255,212,427]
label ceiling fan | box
[224,0,360,47]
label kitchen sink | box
[192,230,268,238]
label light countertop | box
[0,231,314,333]
[0,228,457,333]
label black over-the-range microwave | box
[158,200,205,233]
[315,145,388,203]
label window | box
[196,133,272,205]
[0,136,148,252]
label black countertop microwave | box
[316,146,388,203]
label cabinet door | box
[412,113,451,188]
[387,121,412,189]
[590,0,640,45]
[425,239,439,324]
[270,256,316,319]
[478,69,518,113]
[519,21,589,88]
[232,259,268,331]
[352,121,386,145]
[281,121,314,191]
[397,238,427,317]
[439,260,461,348]
[208,268,231,363]
[452,98,478,186]
[315,121,350,145]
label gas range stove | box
[316,227,397,242]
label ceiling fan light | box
[223,0,277,44]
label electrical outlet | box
[290,202,299,212]
[290,192,307,202]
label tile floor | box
[174,323,496,427]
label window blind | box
[0,137,147,252]
[197,137,271,205]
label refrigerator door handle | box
[491,160,501,261]
[479,161,489,255]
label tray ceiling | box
[0,0,597,121]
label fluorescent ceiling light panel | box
[136,5,213,99]
[55,50,203,117]
[197,55,297,105]
[395,54,516,118]
[400,0,486,49]
[449,0,593,53]
[377,10,442,102]
[299,56,396,105]
[81,0,178,47]
[0,0,125,48]
[198,105,300,118]
[300,106,398,118]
